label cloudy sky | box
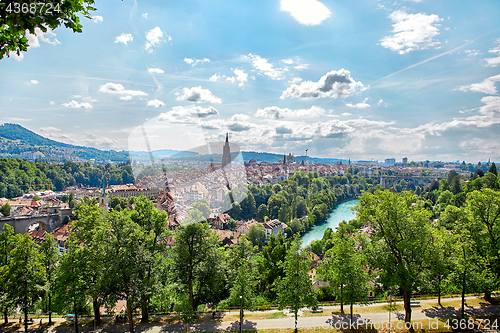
[1,0,500,162]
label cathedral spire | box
[222,132,231,167]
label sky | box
[1,0,500,163]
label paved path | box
[3,296,499,332]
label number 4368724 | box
[445,318,498,330]
[5,2,62,15]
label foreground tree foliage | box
[39,233,59,324]
[465,189,500,297]
[4,233,46,333]
[0,224,15,324]
[319,223,370,321]
[170,222,225,324]
[275,235,317,333]
[357,190,435,332]
[0,0,96,60]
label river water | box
[301,199,360,247]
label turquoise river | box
[300,199,360,247]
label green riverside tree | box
[5,233,46,333]
[275,235,317,333]
[0,224,14,324]
[357,190,434,331]
[170,222,224,323]
[39,233,59,324]
[319,223,370,321]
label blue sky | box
[1,0,500,162]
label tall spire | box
[222,132,231,167]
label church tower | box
[222,133,231,167]
[98,175,109,210]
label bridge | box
[0,213,64,234]
[378,174,446,188]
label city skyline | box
[1,0,500,162]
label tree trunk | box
[141,298,148,323]
[437,275,442,307]
[461,265,466,319]
[189,278,195,312]
[4,309,7,324]
[484,290,492,303]
[74,306,79,333]
[127,304,134,333]
[48,294,52,324]
[403,290,413,331]
[350,302,353,323]
[340,284,344,314]
[24,306,28,333]
[240,298,244,333]
[294,310,298,333]
[93,299,100,325]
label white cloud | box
[226,69,248,87]
[147,99,165,108]
[458,74,500,95]
[39,127,61,132]
[159,106,219,124]
[342,112,351,116]
[485,57,500,67]
[27,28,60,48]
[294,64,310,70]
[280,0,331,26]
[377,99,384,106]
[120,96,133,101]
[255,106,325,119]
[145,27,170,53]
[465,49,480,57]
[26,80,38,85]
[148,67,164,74]
[62,100,93,109]
[99,82,148,97]
[92,16,103,23]
[282,58,294,64]
[9,51,24,61]
[288,77,302,84]
[281,69,364,100]
[49,101,55,106]
[84,133,116,150]
[142,13,148,18]
[244,54,284,80]
[184,57,210,66]
[484,39,500,67]
[346,98,371,108]
[209,73,223,82]
[115,33,133,45]
[380,10,442,54]
[4,117,32,121]
[7,28,59,61]
[175,86,222,104]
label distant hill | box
[241,151,347,164]
[0,123,82,148]
[0,123,347,165]
[0,123,129,162]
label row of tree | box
[0,159,134,197]
[0,195,320,333]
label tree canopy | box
[0,0,96,60]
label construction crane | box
[18,184,52,191]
